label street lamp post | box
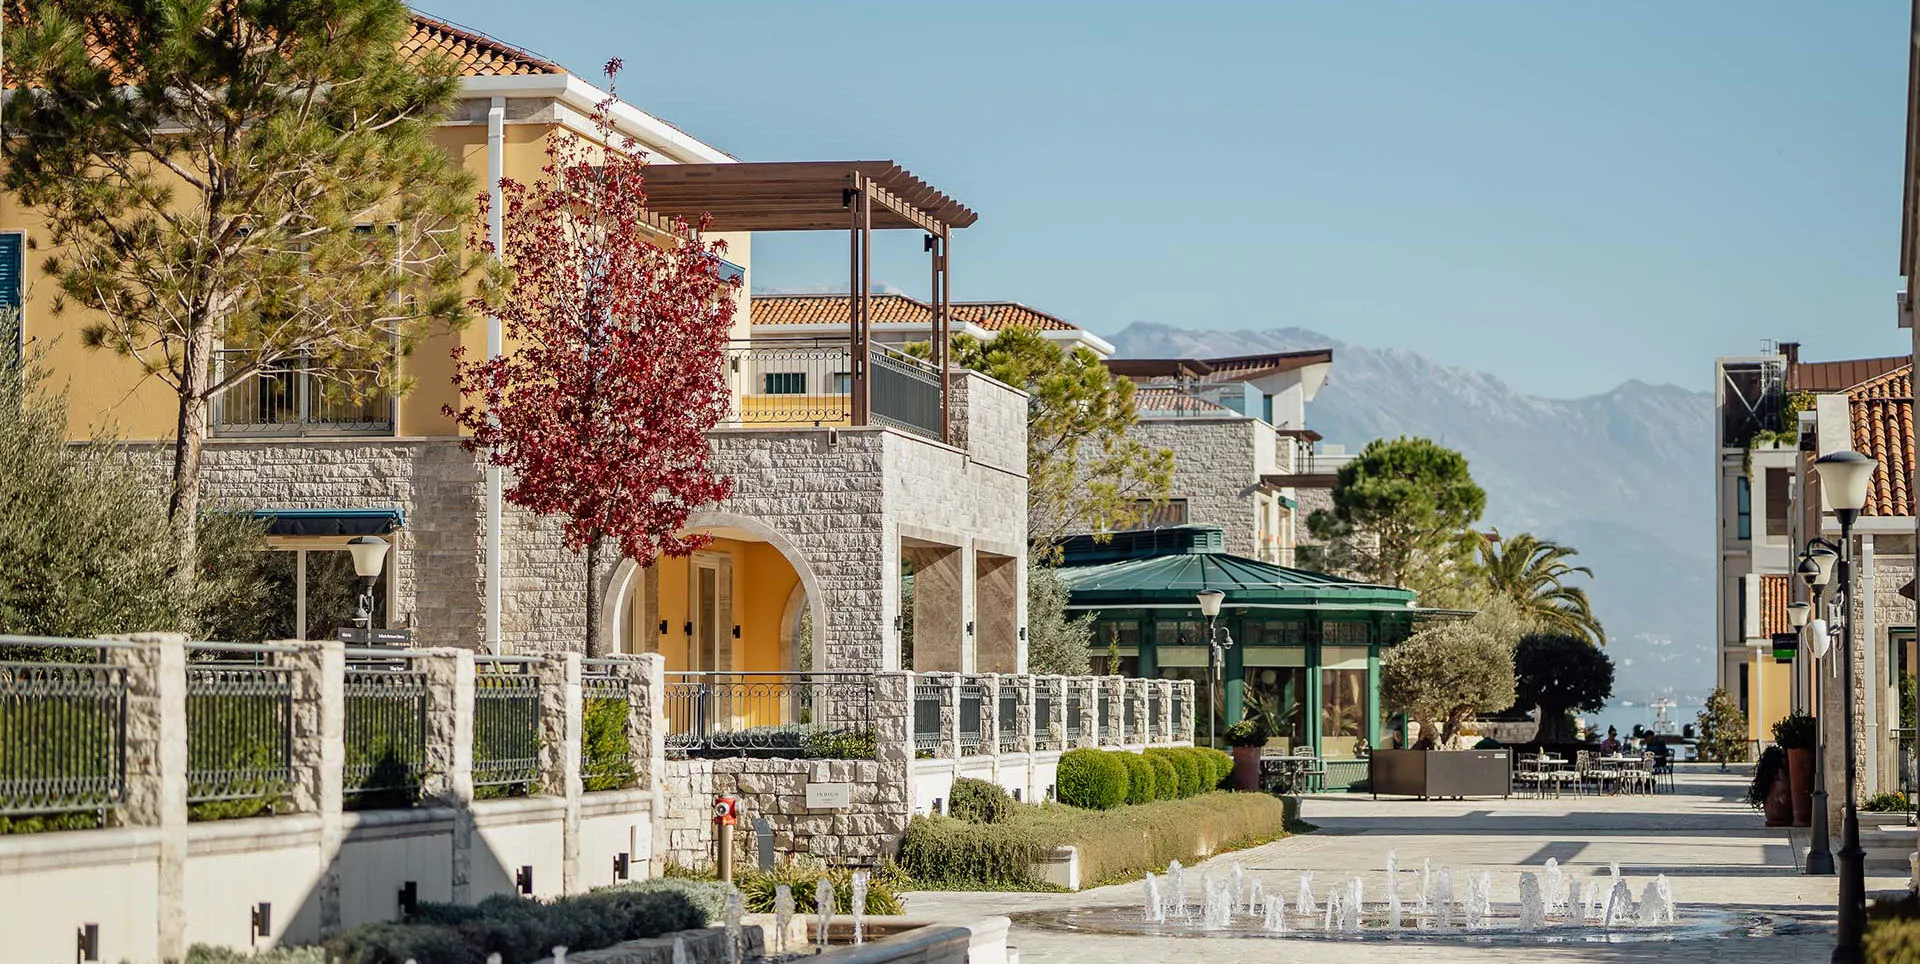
[1196,589,1228,749]
[1797,547,1838,876]
[346,535,392,639]
[1812,449,1879,964]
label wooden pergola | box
[642,161,977,442]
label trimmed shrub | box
[187,947,328,964]
[1199,748,1234,789]
[949,777,1016,824]
[1147,747,1201,798]
[898,814,1047,887]
[896,792,1292,891]
[321,878,723,964]
[735,858,904,915]
[1120,752,1157,805]
[1057,748,1129,810]
[802,727,878,760]
[1866,791,1910,813]
[1146,753,1180,801]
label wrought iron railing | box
[663,672,875,756]
[999,686,1019,753]
[1897,727,1918,827]
[1124,690,1138,743]
[1035,681,1058,750]
[958,679,984,755]
[211,349,393,436]
[473,658,541,795]
[342,656,428,807]
[580,661,635,791]
[722,339,854,427]
[1097,688,1114,744]
[1148,690,1162,744]
[913,678,942,755]
[1065,690,1084,745]
[185,644,294,808]
[0,646,128,820]
[869,343,942,440]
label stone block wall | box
[1127,418,1261,557]
[656,757,909,867]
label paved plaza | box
[904,765,1912,963]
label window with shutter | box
[1764,468,1790,537]
[0,233,22,318]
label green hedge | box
[320,878,730,964]
[1057,748,1129,810]
[949,777,1015,824]
[735,858,905,915]
[1146,747,1201,798]
[1120,753,1157,805]
[1199,747,1234,789]
[1146,754,1179,801]
[898,792,1293,890]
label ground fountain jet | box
[772,885,795,956]
[1343,878,1363,933]
[814,878,834,952]
[1562,876,1580,921]
[1165,860,1186,921]
[1143,873,1163,923]
[1417,859,1431,916]
[1518,873,1545,932]
[851,870,869,945]
[1580,878,1602,921]
[1602,877,1634,928]
[1434,868,1455,931]
[1296,872,1316,916]
[1246,878,1263,917]
[724,890,745,964]
[1542,858,1562,914]
[1229,862,1245,914]
[1203,876,1233,930]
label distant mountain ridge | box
[1106,322,1714,702]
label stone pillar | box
[1042,676,1064,752]
[288,639,346,934]
[1153,679,1175,747]
[1077,676,1102,749]
[1175,680,1197,744]
[980,674,1001,758]
[597,653,666,876]
[872,672,915,838]
[936,672,960,760]
[538,654,584,894]
[1012,675,1036,754]
[1126,678,1149,746]
[109,633,188,961]
[418,649,475,903]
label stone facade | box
[656,757,909,867]
[1127,417,1264,557]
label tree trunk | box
[167,324,218,589]
[585,535,602,657]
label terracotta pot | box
[1763,766,1794,827]
[1232,745,1262,791]
[1787,747,1814,827]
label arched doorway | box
[601,513,825,673]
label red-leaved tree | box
[449,61,738,655]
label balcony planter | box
[1367,748,1511,800]
[1224,719,1267,791]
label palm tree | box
[1475,531,1606,645]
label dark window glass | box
[763,372,807,394]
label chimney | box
[1779,341,1800,367]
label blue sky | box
[438,0,1912,397]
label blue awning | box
[252,507,404,537]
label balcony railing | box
[211,350,393,436]
[721,339,944,442]
[663,672,876,756]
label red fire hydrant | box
[714,796,740,882]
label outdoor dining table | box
[1259,754,1325,792]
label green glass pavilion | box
[1055,525,1422,768]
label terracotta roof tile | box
[1759,574,1791,637]
[3,12,563,88]
[751,294,1086,333]
[1789,355,1908,393]
[1848,364,1913,517]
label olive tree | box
[1381,620,1516,749]
[1513,632,1614,743]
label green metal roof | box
[1055,525,1418,611]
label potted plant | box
[1747,745,1793,827]
[1772,711,1817,827]
[1224,717,1269,791]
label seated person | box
[1598,726,1621,754]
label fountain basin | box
[1012,904,1809,944]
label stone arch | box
[600,511,827,668]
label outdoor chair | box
[1292,745,1326,793]
[1650,748,1676,792]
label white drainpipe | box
[485,97,505,654]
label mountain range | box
[1105,322,1714,704]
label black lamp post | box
[1796,547,1838,876]
[1812,449,1879,964]
[1196,589,1230,749]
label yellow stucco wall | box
[1744,654,1795,744]
[1,103,752,443]
[640,538,797,673]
